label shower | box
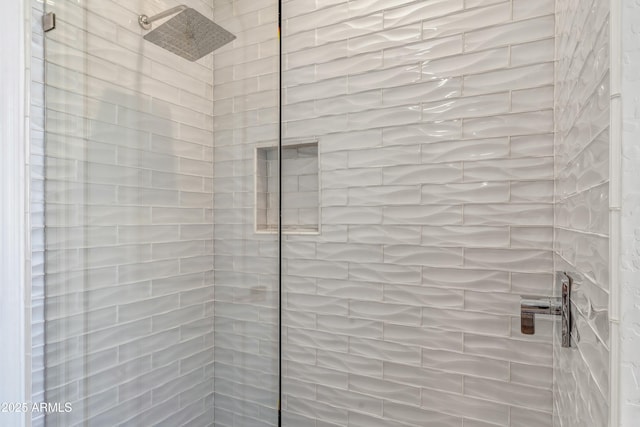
[19,0,620,426]
[138,5,235,61]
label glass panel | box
[279,1,557,426]
[38,0,279,425]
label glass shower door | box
[36,1,280,425]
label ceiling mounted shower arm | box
[138,5,188,30]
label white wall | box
[618,0,640,423]
[0,0,29,425]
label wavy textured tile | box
[349,300,421,325]
[317,385,383,416]
[349,64,421,93]
[383,401,462,427]
[421,137,509,163]
[349,262,422,284]
[349,337,421,365]
[422,182,510,204]
[383,121,462,145]
[422,307,511,336]
[463,110,554,138]
[383,205,463,225]
[383,244,463,267]
[464,203,553,226]
[465,16,554,52]
[421,387,509,426]
[422,2,511,40]
[465,376,553,412]
[348,24,421,53]
[422,267,510,291]
[464,334,552,366]
[286,293,348,314]
[287,328,348,352]
[422,92,510,122]
[383,283,464,308]
[384,77,461,106]
[316,278,384,300]
[421,225,509,247]
[422,47,509,80]
[38,0,564,426]
[463,157,554,181]
[317,314,383,339]
[384,0,463,28]
[317,13,384,45]
[464,248,553,273]
[383,35,463,68]
[348,225,422,245]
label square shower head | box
[143,8,236,62]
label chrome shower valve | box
[520,272,572,348]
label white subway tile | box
[465,16,555,52]
[317,13,384,45]
[511,38,555,67]
[383,36,464,68]
[422,182,511,204]
[383,284,464,309]
[383,361,464,393]
[423,307,511,336]
[383,324,463,351]
[350,337,421,365]
[421,225,509,248]
[422,137,510,163]
[350,301,421,325]
[422,48,510,80]
[348,24,421,53]
[349,262,422,284]
[422,92,510,121]
[316,278,384,301]
[464,203,553,226]
[383,121,462,146]
[422,267,510,292]
[348,64,422,93]
[464,158,554,181]
[422,3,512,40]
[465,376,553,412]
[317,385,383,416]
[317,315,383,339]
[383,205,463,225]
[421,387,509,425]
[384,0,464,28]
[463,63,554,96]
[383,401,462,427]
[464,334,552,365]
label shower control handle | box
[520,272,572,347]
[520,297,561,333]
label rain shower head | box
[139,5,236,62]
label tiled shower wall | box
[31,0,216,425]
[553,0,610,425]
[210,0,281,425]
[277,0,557,425]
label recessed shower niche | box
[255,141,319,233]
